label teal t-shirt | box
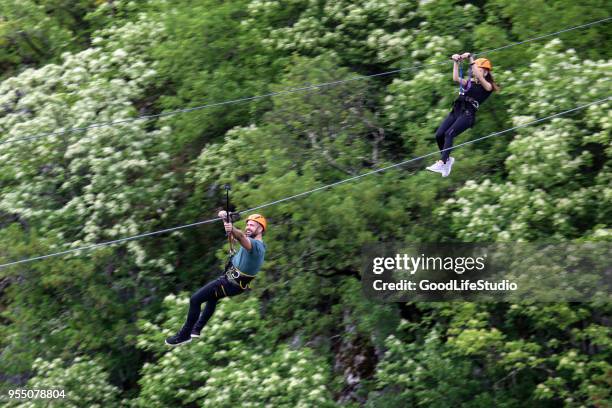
[231,238,266,276]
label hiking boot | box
[426,160,445,174]
[442,157,455,177]
[165,330,192,346]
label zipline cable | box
[474,17,611,55]
[0,96,608,269]
[0,218,220,268]
[0,17,609,147]
[244,97,610,213]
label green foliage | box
[0,0,98,76]
[371,303,612,407]
[6,356,121,408]
[134,295,335,407]
[0,11,183,393]
[0,0,610,406]
[151,0,285,147]
[487,0,612,60]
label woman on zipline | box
[426,52,500,177]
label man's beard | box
[245,229,252,237]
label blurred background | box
[0,0,610,406]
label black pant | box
[181,276,244,334]
[435,107,475,163]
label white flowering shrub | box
[439,41,611,241]
[382,35,461,141]
[0,15,180,272]
[244,0,423,65]
[7,356,121,408]
[243,0,479,67]
[133,295,335,407]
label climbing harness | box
[454,95,480,112]
[225,265,255,290]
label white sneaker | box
[441,157,455,177]
[426,160,445,174]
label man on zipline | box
[165,211,267,346]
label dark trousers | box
[181,276,244,334]
[435,107,475,163]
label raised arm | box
[218,210,253,251]
[451,53,461,83]
[228,226,252,251]
[452,53,472,87]
[471,64,493,91]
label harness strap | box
[228,236,235,256]
[454,95,479,112]
[463,95,479,110]
[225,265,255,289]
[458,61,472,95]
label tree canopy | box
[1,0,610,406]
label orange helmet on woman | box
[474,58,492,71]
[246,214,267,232]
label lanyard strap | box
[458,61,472,95]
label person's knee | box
[190,293,203,305]
[205,300,217,311]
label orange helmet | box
[246,214,267,232]
[474,58,492,71]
